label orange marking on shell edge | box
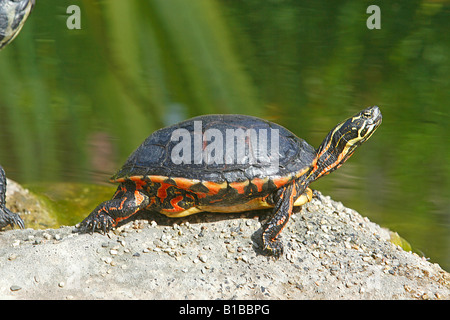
[115,175,169,184]
[272,175,292,189]
[202,181,227,195]
[230,181,249,195]
[251,177,267,193]
[173,177,200,190]
[148,175,168,183]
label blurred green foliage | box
[0,0,448,269]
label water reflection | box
[0,0,448,270]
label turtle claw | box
[14,214,25,229]
[0,207,25,230]
[262,238,284,259]
[311,189,323,201]
[80,211,115,234]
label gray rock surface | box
[0,192,448,299]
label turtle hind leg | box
[80,181,150,233]
[261,183,298,258]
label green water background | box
[0,0,448,270]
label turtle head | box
[311,106,382,180]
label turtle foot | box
[80,210,115,234]
[0,207,25,230]
[262,238,284,259]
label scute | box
[112,114,316,184]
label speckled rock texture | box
[0,192,448,299]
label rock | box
[198,254,207,263]
[0,191,448,299]
[5,179,58,229]
[10,285,21,292]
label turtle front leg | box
[81,182,149,233]
[262,183,300,258]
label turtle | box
[0,0,35,50]
[81,106,382,257]
[0,165,25,229]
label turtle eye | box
[362,110,372,118]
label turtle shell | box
[112,115,316,189]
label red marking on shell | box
[229,181,248,194]
[134,191,145,206]
[202,181,226,195]
[172,177,199,190]
[147,176,169,184]
[251,177,266,193]
[195,192,207,199]
[157,183,172,199]
[162,196,184,213]
[272,175,292,189]
[134,179,146,190]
